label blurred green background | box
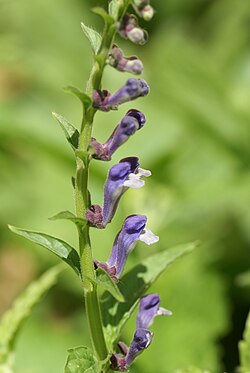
[0,0,250,372]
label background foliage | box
[0,0,250,372]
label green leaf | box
[91,7,114,25]
[64,86,92,112]
[80,23,102,55]
[52,112,79,150]
[108,0,121,20]
[49,210,87,228]
[65,346,99,373]
[95,268,124,303]
[239,311,250,373]
[101,241,199,348]
[0,265,63,365]
[8,226,81,276]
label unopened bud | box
[108,45,144,74]
[141,5,154,21]
[118,13,148,45]
[127,27,148,45]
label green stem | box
[75,0,132,366]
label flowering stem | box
[74,0,131,365]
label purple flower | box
[96,215,158,279]
[86,158,151,228]
[102,157,151,226]
[118,14,148,45]
[108,44,144,75]
[91,110,146,161]
[137,294,172,329]
[110,294,171,371]
[93,78,149,111]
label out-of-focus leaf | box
[175,368,211,373]
[8,226,81,276]
[80,23,102,55]
[239,312,250,373]
[0,266,63,365]
[95,268,125,303]
[237,271,250,287]
[65,346,99,373]
[0,353,14,373]
[49,210,87,228]
[52,112,79,150]
[64,86,92,111]
[101,241,199,348]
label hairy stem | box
[75,0,131,365]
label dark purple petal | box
[126,109,146,128]
[125,328,153,366]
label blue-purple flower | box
[137,293,172,329]
[91,110,146,161]
[86,157,151,228]
[102,157,150,226]
[110,294,171,371]
[93,78,149,111]
[95,215,158,280]
[108,44,144,75]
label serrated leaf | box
[101,241,199,348]
[64,86,92,112]
[49,210,87,228]
[81,23,102,55]
[239,312,250,373]
[91,7,114,25]
[52,112,79,150]
[0,265,63,365]
[65,346,99,373]
[95,268,124,302]
[9,226,81,276]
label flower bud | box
[118,13,148,45]
[108,45,144,74]
[93,78,149,111]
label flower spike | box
[93,78,149,111]
[95,215,158,280]
[91,109,146,161]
